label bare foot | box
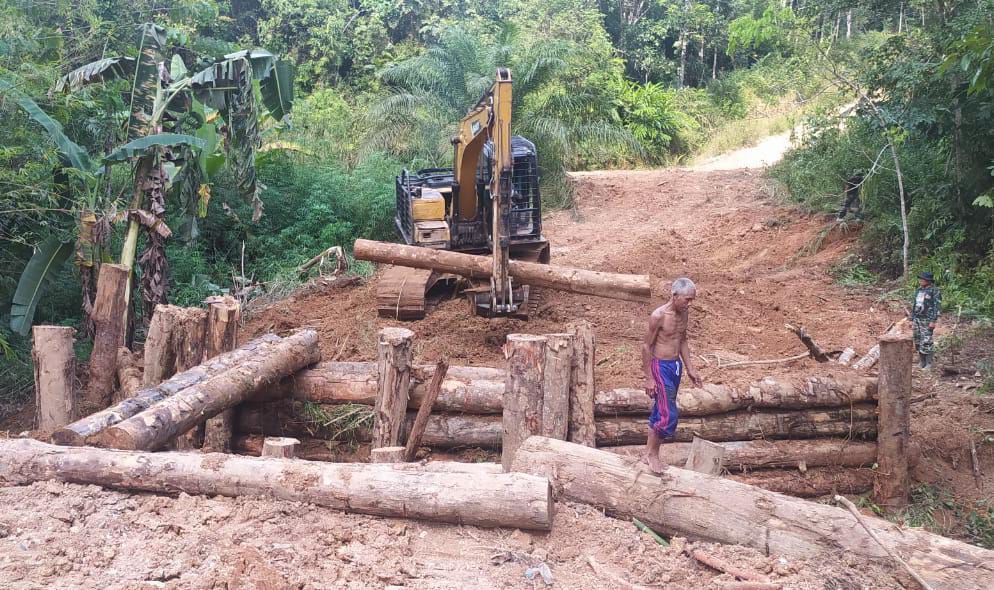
[645,450,665,474]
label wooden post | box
[261,437,299,458]
[372,327,414,448]
[114,347,142,403]
[201,296,242,453]
[685,436,725,475]
[502,334,547,471]
[404,359,449,461]
[86,263,129,408]
[541,333,574,440]
[567,322,596,446]
[370,447,407,463]
[873,333,912,510]
[142,305,207,387]
[32,326,77,431]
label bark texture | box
[606,439,878,471]
[567,322,597,446]
[873,334,913,511]
[201,296,242,453]
[86,263,129,408]
[261,437,299,458]
[511,436,994,590]
[728,467,874,498]
[502,334,547,470]
[115,347,142,402]
[372,328,413,448]
[0,438,553,531]
[370,447,406,463]
[142,304,207,387]
[32,326,77,431]
[541,334,574,440]
[405,360,448,461]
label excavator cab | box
[381,69,550,320]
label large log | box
[567,322,596,446]
[874,334,912,511]
[728,467,874,498]
[96,331,320,450]
[502,334,547,470]
[0,438,553,531]
[86,263,129,408]
[51,334,281,446]
[142,304,207,387]
[511,436,994,590]
[595,375,878,416]
[202,296,242,453]
[372,328,413,448]
[354,238,651,303]
[596,405,878,445]
[32,326,77,431]
[606,439,878,471]
[541,333,573,440]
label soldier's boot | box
[923,353,933,370]
[918,353,928,369]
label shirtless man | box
[642,277,701,473]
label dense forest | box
[2,0,994,403]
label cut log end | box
[261,437,300,458]
[370,446,407,463]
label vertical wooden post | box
[873,333,913,510]
[371,327,414,448]
[261,437,299,458]
[201,296,242,453]
[142,305,207,387]
[502,334,547,471]
[542,333,574,440]
[567,322,596,446]
[404,359,449,461]
[32,326,77,431]
[86,263,129,408]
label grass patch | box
[299,401,374,443]
[830,255,877,286]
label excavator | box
[378,68,551,319]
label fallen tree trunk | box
[354,238,651,303]
[511,436,994,590]
[96,331,320,450]
[51,334,282,446]
[596,405,878,445]
[728,467,875,498]
[606,439,878,471]
[0,438,553,531]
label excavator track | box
[376,266,445,320]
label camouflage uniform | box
[911,285,941,355]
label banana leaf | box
[126,23,167,140]
[54,56,136,93]
[10,237,73,336]
[0,79,94,172]
[260,59,294,121]
[103,133,206,162]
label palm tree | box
[366,27,636,204]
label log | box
[370,446,406,463]
[0,438,553,531]
[511,436,994,590]
[874,334,912,511]
[595,376,878,416]
[354,238,651,303]
[853,319,910,371]
[372,328,413,448]
[684,437,724,475]
[541,333,574,440]
[728,467,875,498]
[606,439,878,471]
[96,330,320,450]
[837,347,857,366]
[405,360,449,461]
[115,347,142,402]
[596,405,878,445]
[86,263,129,407]
[786,324,830,362]
[51,334,281,446]
[32,326,77,431]
[502,334,547,470]
[567,322,596,446]
[202,296,242,453]
[142,304,207,387]
[298,245,347,275]
[261,436,299,458]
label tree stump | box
[684,436,725,475]
[261,437,299,458]
[142,305,207,387]
[567,322,596,446]
[370,447,407,463]
[86,263,129,408]
[501,334,547,470]
[873,333,912,510]
[541,333,574,440]
[371,328,414,448]
[202,296,242,453]
[32,326,77,431]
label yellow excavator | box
[378,68,550,319]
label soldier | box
[837,172,865,220]
[910,271,941,369]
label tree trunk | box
[502,334,547,470]
[202,296,242,453]
[729,467,873,498]
[541,334,573,440]
[0,438,553,531]
[510,436,994,590]
[32,326,77,431]
[567,322,597,446]
[142,304,207,387]
[405,360,448,461]
[712,45,718,79]
[353,239,651,303]
[114,347,142,402]
[51,334,281,446]
[873,334,912,511]
[846,9,852,38]
[372,328,413,448]
[86,263,129,408]
[898,2,904,33]
[261,436,299,458]
[95,330,320,450]
[596,405,878,445]
[595,376,877,416]
[606,439,878,471]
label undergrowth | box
[299,401,374,443]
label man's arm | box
[642,312,661,395]
[679,329,702,387]
[928,289,941,327]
